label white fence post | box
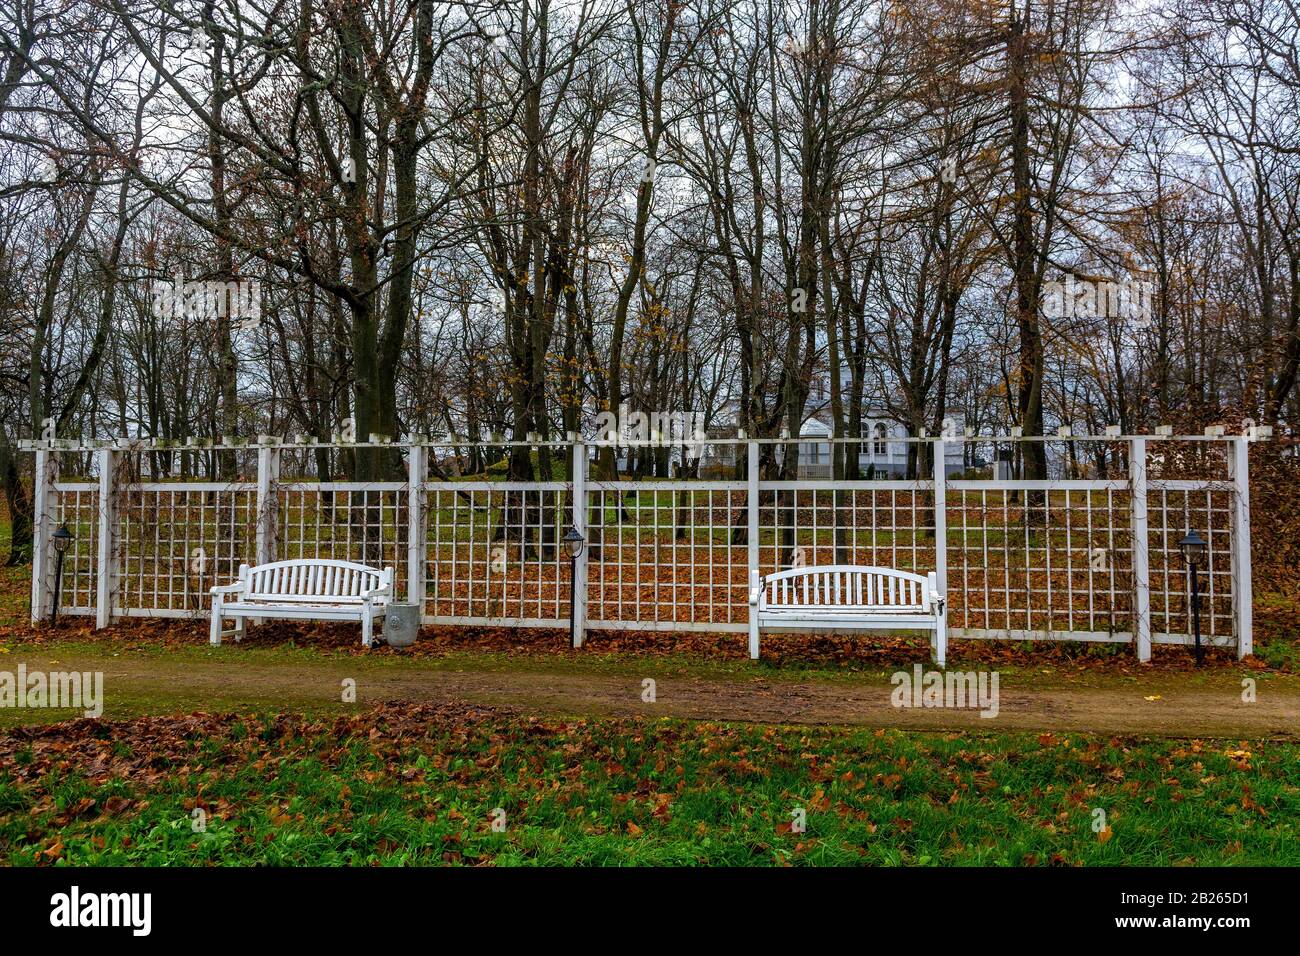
[407,443,428,607]
[95,448,119,629]
[29,446,56,622]
[746,441,760,657]
[746,440,759,574]
[1230,437,1253,659]
[1129,438,1151,662]
[932,437,948,663]
[255,445,280,567]
[571,441,588,647]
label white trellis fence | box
[23,434,1256,660]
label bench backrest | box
[760,565,933,613]
[242,560,392,604]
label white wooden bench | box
[748,565,946,664]
[210,559,394,648]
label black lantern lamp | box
[51,524,73,624]
[562,526,585,647]
[563,526,585,559]
[1178,530,1207,666]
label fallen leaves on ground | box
[3,616,1283,675]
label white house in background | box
[692,386,974,478]
[795,414,968,478]
[796,373,972,477]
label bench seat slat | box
[245,592,369,604]
[769,611,927,617]
[755,614,937,628]
[222,603,387,621]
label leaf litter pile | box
[1,702,1296,865]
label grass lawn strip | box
[1,702,1297,866]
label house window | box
[873,423,888,456]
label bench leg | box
[209,601,222,646]
[932,619,947,667]
[361,613,373,649]
[234,615,245,643]
[748,616,760,660]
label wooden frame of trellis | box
[23,431,1257,660]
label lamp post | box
[1178,530,1207,666]
[562,526,585,647]
[51,524,72,625]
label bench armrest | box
[930,589,946,614]
[363,566,395,601]
[210,582,246,596]
[748,575,765,607]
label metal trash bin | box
[382,603,420,648]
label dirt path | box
[5,649,1297,737]
[371,670,1297,736]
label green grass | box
[1,707,1296,865]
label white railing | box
[24,436,1256,660]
